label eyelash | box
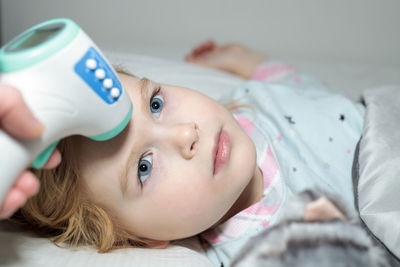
[137,86,164,186]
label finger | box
[304,197,347,222]
[0,85,45,139]
[185,40,216,61]
[193,40,217,57]
[184,53,194,62]
[41,149,61,169]
[14,171,40,197]
[193,40,215,53]
[0,185,26,220]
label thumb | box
[0,85,45,139]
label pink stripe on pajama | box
[260,147,278,190]
[251,62,297,82]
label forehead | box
[118,73,152,101]
[118,73,141,90]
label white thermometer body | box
[0,18,132,203]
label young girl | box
[9,40,365,266]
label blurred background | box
[1,0,399,99]
[1,0,399,65]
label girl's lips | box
[213,129,231,176]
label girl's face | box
[75,74,259,242]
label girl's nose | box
[168,122,199,159]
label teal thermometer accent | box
[0,18,132,203]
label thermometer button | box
[110,88,120,99]
[85,59,97,70]
[103,78,113,89]
[95,69,106,80]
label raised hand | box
[185,40,266,79]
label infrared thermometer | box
[0,18,132,203]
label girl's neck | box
[213,165,264,226]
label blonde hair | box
[10,68,149,253]
[10,137,149,252]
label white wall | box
[1,0,400,67]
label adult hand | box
[185,40,267,79]
[0,84,61,219]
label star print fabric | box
[203,62,365,267]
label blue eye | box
[150,92,164,117]
[138,155,152,184]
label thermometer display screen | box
[7,24,63,52]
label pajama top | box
[200,62,365,267]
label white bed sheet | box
[1,49,399,267]
[105,48,400,102]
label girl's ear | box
[147,240,170,249]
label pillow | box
[355,85,400,259]
[0,221,212,267]
[104,50,245,100]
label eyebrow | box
[119,77,150,196]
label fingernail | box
[32,119,45,137]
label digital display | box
[8,25,62,51]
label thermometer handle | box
[0,129,32,204]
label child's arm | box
[0,84,61,219]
